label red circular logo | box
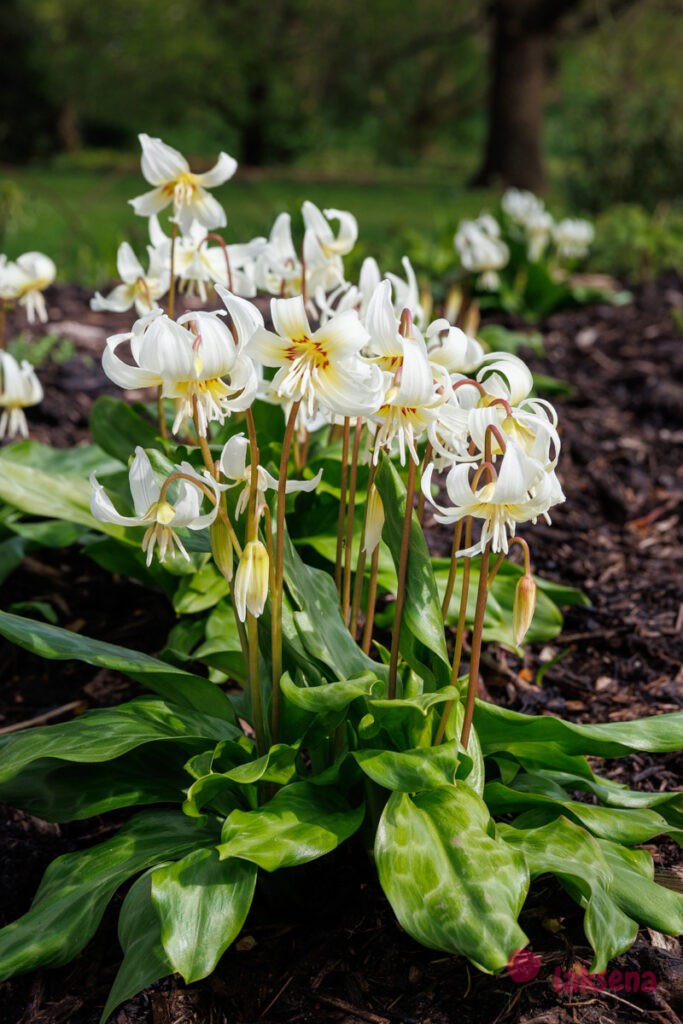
[507,949,542,982]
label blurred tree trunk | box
[473,0,641,192]
[57,101,81,153]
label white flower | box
[246,295,384,419]
[130,134,237,232]
[91,242,167,316]
[553,218,594,261]
[423,440,558,556]
[254,212,302,297]
[476,353,534,405]
[102,307,258,436]
[0,252,56,323]
[425,319,485,376]
[218,432,322,518]
[151,217,264,301]
[301,201,358,258]
[501,189,553,261]
[454,217,508,289]
[234,539,270,621]
[90,447,220,565]
[0,351,43,439]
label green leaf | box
[375,455,450,688]
[152,849,257,983]
[601,840,683,936]
[218,782,364,871]
[499,818,637,972]
[474,701,683,757]
[0,741,191,821]
[0,535,26,584]
[365,687,461,749]
[375,785,529,972]
[0,811,218,979]
[353,742,461,792]
[0,610,234,719]
[89,395,161,464]
[224,743,299,786]
[100,871,172,1024]
[2,439,121,477]
[173,561,230,614]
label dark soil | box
[0,280,682,1024]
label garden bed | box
[0,277,682,1024]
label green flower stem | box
[434,517,472,746]
[342,417,363,624]
[349,460,378,638]
[362,546,380,655]
[440,519,464,620]
[387,455,417,699]
[247,612,266,757]
[460,541,491,750]
[335,417,351,595]
[271,399,302,743]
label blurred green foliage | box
[590,204,683,283]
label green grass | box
[0,158,497,288]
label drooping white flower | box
[476,353,534,405]
[90,447,220,565]
[425,319,485,376]
[150,217,264,300]
[553,218,594,261]
[423,440,559,556]
[218,432,322,518]
[0,253,56,322]
[301,201,358,258]
[246,295,384,419]
[91,242,167,316]
[254,212,302,297]
[130,134,237,232]
[454,217,509,290]
[501,189,553,261]
[0,351,43,439]
[102,307,258,436]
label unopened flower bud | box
[513,573,537,646]
[210,518,234,581]
[234,539,269,621]
[363,485,385,556]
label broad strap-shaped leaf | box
[474,700,683,757]
[280,671,383,747]
[0,697,240,786]
[375,455,450,689]
[601,839,683,936]
[353,741,463,793]
[89,395,162,464]
[218,782,364,871]
[363,687,461,750]
[0,610,234,719]
[0,741,191,822]
[375,784,529,972]
[100,871,172,1024]
[0,811,218,979]
[3,438,122,477]
[152,849,257,983]
[499,818,638,972]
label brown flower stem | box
[441,520,464,620]
[434,518,472,746]
[362,546,380,655]
[247,611,266,756]
[487,551,506,588]
[350,460,378,638]
[387,455,417,699]
[207,232,233,292]
[335,417,351,596]
[342,417,363,624]
[271,399,302,743]
[460,542,491,750]
[415,442,433,525]
[156,390,168,438]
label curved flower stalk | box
[247,295,384,419]
[365,281,441,465]
[218,433,322,519]
[0,252,56,323]
[102,308,258,436]
[130,134,237,232]
[91,242,167,316]
[0,351,43,438]
[454,216,509,291]
[90,447,220,565]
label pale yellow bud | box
[234,539,269,622]
[210,518,234,582]
[512,573,537,646]
[363,485,385,556]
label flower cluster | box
[0,251,56,323]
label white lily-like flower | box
[454,216,509,290]
[218,432,322,518]
[501,189,553,261]
[150,217,264,300]
[553,218,594,261]
[425,319,485,376]
[90,447,220,565]
[423,440,558,556]
[385,256,426,329]
[476,353,534,405]
[91,242,167,316]
[0,252,56,322]
[246,295,384,419]
[102,307,258,436]
[254,212,303,297]
[302,201,358,258]
[0,351,43,439]
[365,281,441,464]
[130,134,237,232]
[467,399,560,469]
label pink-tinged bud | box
[234,539,269,621]
[513,573,537,646]
[210,518,234,582]
[399,307,413,338]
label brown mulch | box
[0,279,682,1024]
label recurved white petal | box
[139,133,189,185]
[195,152,238,188]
